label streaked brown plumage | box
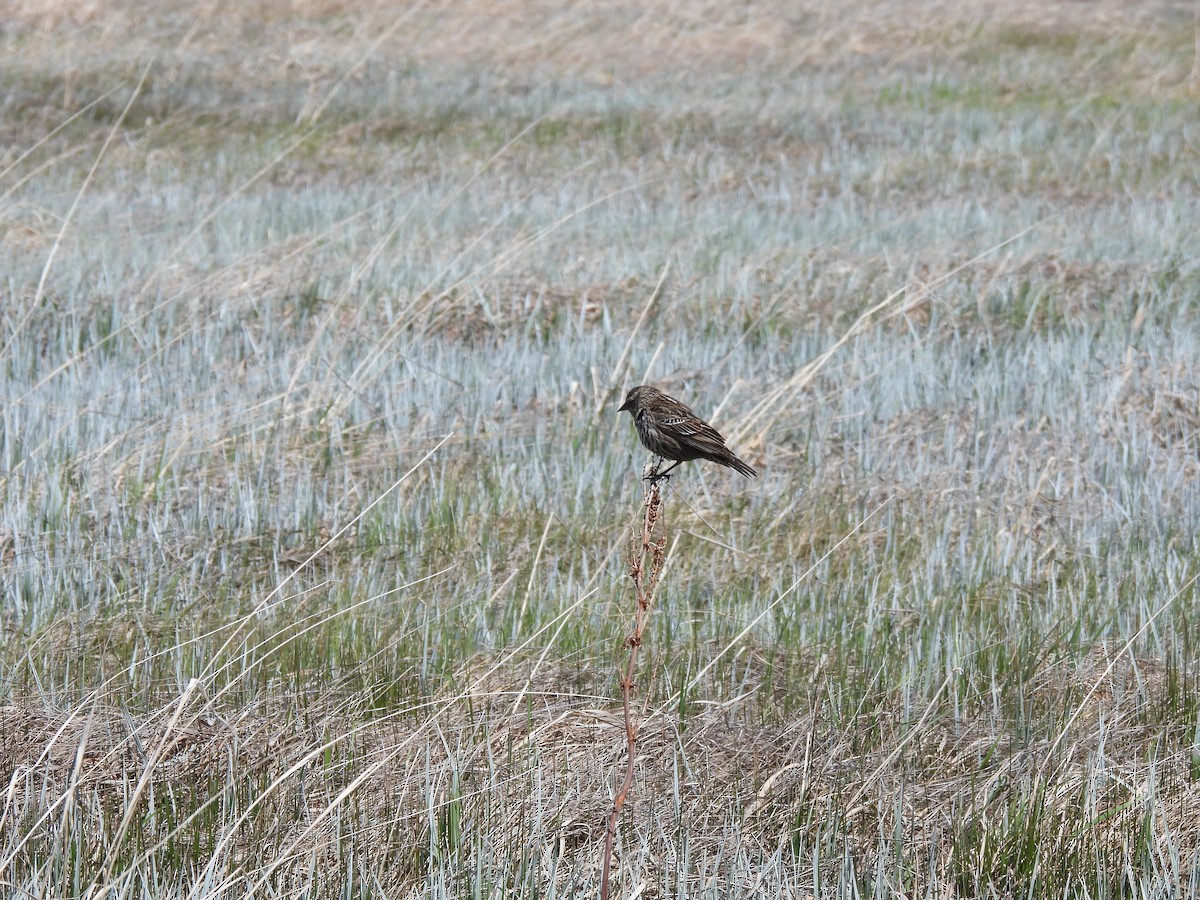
[618,385,757,480]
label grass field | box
[3,0,1200,896]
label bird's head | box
[618,385,646,414]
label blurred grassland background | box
[3,0,1200,896]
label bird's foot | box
[642,457,683,483]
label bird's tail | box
[722,453,757,478]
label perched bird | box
[618,385,757,480]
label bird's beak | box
[618,398,631,413]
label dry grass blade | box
[2,66,150,362]
[594,260,671,423]
[729,222,1045,447]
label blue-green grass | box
[2,1,1200,896]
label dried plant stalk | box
[601,476,667,900]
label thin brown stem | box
[600,477,666,900]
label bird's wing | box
[662,414,726,443]
[660,414,698,431]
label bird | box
[618,385,757,481]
